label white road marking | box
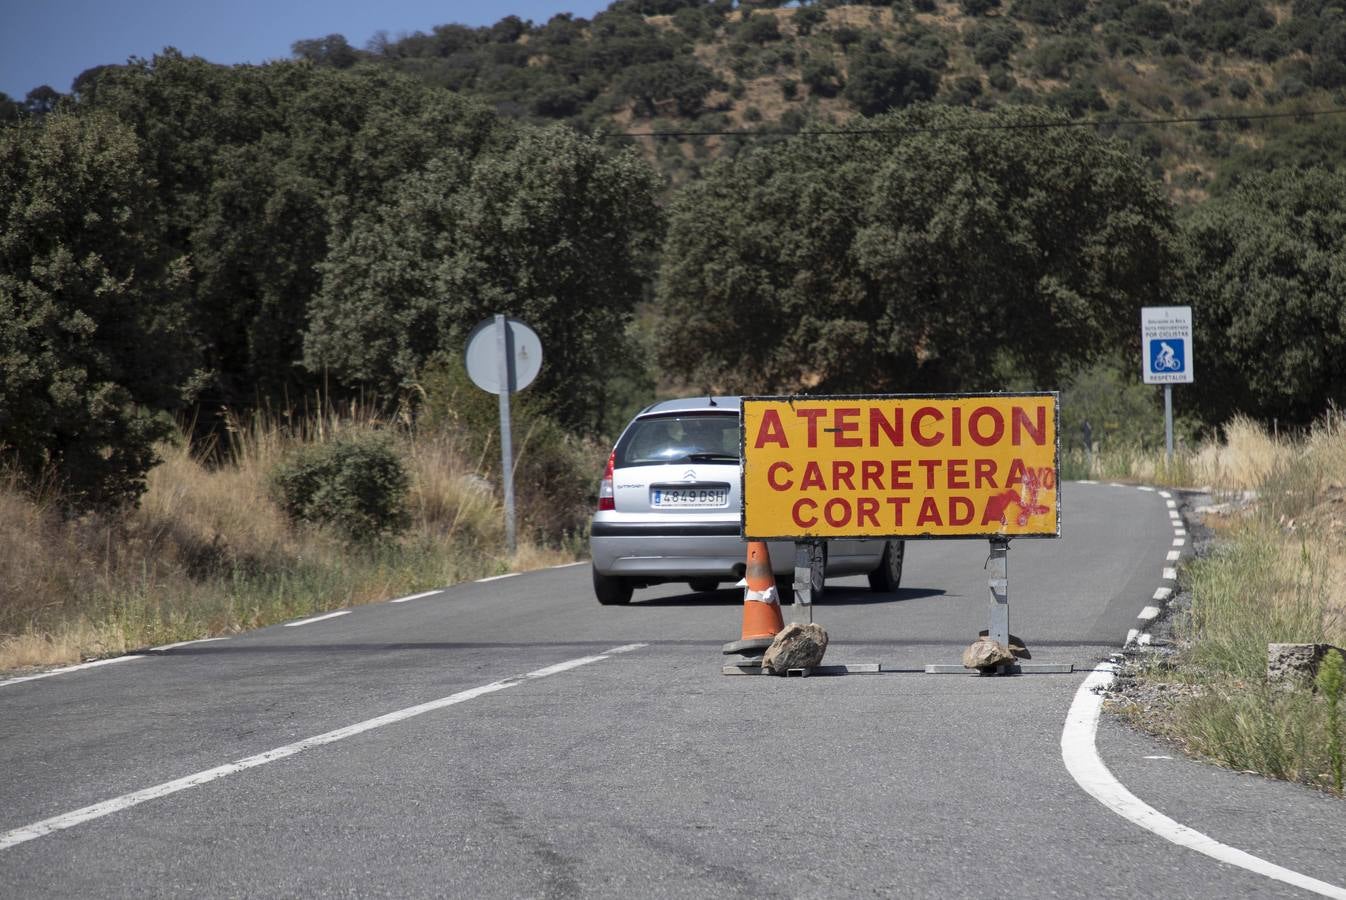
[283,611,350,627]
[1163,567,1178,581]
[1153,587,1172,602]
[1175,528,1187,536]
[0,643,648,851]
[1167,550,1181,561]
[1159,491,1172,499]
[1138,486,1155,492]
[1166,499,1177,509]
[1144,755,1174,760]
[1062,664,1346,899]
[150,638,228,652]
[0,655,145,689]
[548,562,585,569]
[1079,480,1098,485]
[1125,628,1139,646]
[1173,538,1186,547]
[476,573,519,583]
[1168,510,1181,519]
[1109,482,1125,488]
[1139,606,1160,620]
[390,590,441,604]
[1138,633,1153,646]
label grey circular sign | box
[464,316,543,394]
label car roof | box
[636,396,741,416]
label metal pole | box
[495,314,517,556]
[1164,384,1174,468]
[987,537,1009,648]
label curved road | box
[1,482,1343,897]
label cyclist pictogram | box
[1149,338,1184,374]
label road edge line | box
[0,643,648,852]
[1061,663,1346,899]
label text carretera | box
[740,395,1060,539]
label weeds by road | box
[0,407,588,673]
[1108,413,1346,795]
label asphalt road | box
[2,481,1343,898]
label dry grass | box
[0,409,582,675]
[1118,410,1346,793]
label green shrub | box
[1228,77,1252,99]
[271,433,410,541]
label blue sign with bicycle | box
[1141,307,1194,384]
[1149,338,1184,375]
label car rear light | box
[597,451,615,511]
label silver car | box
[588,396,905,605]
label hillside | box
[299,0,1346,202]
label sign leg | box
[1164,384,1173,468]
[987,538,1009,648]
[495,314,517,556]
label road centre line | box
[1173,537,1186,547]
[1153,587,1172,602]
[1159,491,1172,499]
[476,573,519,583]
[1062,664,1346,898]
[1139,606,1160,620]
[390,590,441,604]
[0,655,145,689]
[548,561,585,569]
[284,611,350,627]
[1167,550,1181,561]
[0,643,648,852]
[1138,486,1155,492]
[1164,567,1178,580]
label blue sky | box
[1,1,612,100]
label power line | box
[606,106,1346,139]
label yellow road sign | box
[741,394,1059,540]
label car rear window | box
[615,414,740,467]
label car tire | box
[687,578,720,592]
[593,567,634,605]
[867,539,905,593]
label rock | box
[1267,643,1346,683]
[762,622,828,675]
[962,638,1016,671]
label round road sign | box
[463,316,543,395]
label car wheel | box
[867,539,905,593]
[688,578,720,592]
[593,567,634,605]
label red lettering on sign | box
[950,496,974,526]
[947,459,969,490]
[801,461,825,491]
[833,460,856,491]
[870,406,903,447]
[798,408,827,448]
[968,407,1004,447]
[767,461,793,491]
[912,407,943,447]
[1006,458,1027,488]
[916,496,942,526]
[824,498,850,528]
[755,409,788,449]
[832,408,861,447]
[975,459,997,489]
[918,459,940,489]
[1012,405,1047,447]
[861,460,884,491]
[857,497,879,527]
[793,498,818,528]
[890,460,912,490]
[886,496,910,526]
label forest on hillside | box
[3,0,1346,514]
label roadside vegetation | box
[1107,413,1346,795]
[0,393,598,673]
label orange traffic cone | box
[722,541,785,657]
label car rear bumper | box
[590,525,885,581]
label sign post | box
[464,315,543,555]
[1140,306,1194,467]
[741,393,1060,672]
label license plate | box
[652,487,729,508]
